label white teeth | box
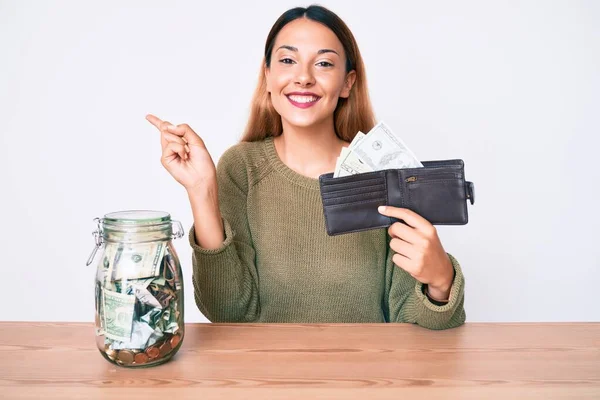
[288,95,319,103]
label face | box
[265,18,356,131]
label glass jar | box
[86,210,185,368]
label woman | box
[146,5,465,329]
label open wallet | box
[318,159,475,236]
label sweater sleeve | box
[188,145,260,322]
[383,234,466,330]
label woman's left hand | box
[378,206,455,301]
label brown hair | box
[240,5,376,143]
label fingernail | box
[167,125,177,130]
[378,206,386,213]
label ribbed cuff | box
[188,217,235,255]
[414,253,464,312]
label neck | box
[274,117,346,179]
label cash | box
[335,147,374,177]
[111,242,166,280]
[334,131,370,177]
[333,121,423,177]
[95,242,184,366]
[102,288,135,341]
[130,277,163,309]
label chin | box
[283,116,319,127]
[279,109,332,130]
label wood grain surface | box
[0,322,598,399]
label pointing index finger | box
[145,114,163,129]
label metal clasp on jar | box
[86,217,104,266]
[171,220,184,240]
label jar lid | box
[103,210,171,227]
[87,210,184,266]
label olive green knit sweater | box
[188,136,466,329]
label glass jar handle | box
[86,217,103,266]
[171,220,184,240]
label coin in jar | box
[169,334,181,348]
[145,346,160,359]
[105,347,118,361]
[159,341,172,357]
[134,352,149,365]
[118,350,135,365]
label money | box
[333,147,348,178]
[334,131,372,177]
[130,277,163,309]
[349,131,366,149]
[101,243,117,287]
[95,282,104,335]
[163,254,182,290]
[352,121,423,170]
[94,236,184,366]
[335,147,374,177]
[333,122,423,177]
[102,288,135,341]
[112,242,166,280]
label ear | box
[340,70,357,99]
[264,65,271,93]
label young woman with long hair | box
[146,5,466,328]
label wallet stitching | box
[415,164,462,170]
[406,180,464,197]
[321,182,385,194]
[323,197,387,209]
[407,176,463,183]
[322,193,387,207]
[407,174,462,181]
[322,185,386,199]
[321,177,385,189]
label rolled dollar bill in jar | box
[86,211,185,368]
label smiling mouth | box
[286,94,321,108]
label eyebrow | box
[276,45,339,56]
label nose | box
[294,64,315,87]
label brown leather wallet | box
[318,159,475,236]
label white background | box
[1,0,598,323]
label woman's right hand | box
[146,114,217,191]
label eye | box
[279,58,295,64]
[316,61,334,67]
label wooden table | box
[0,322,598,399]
